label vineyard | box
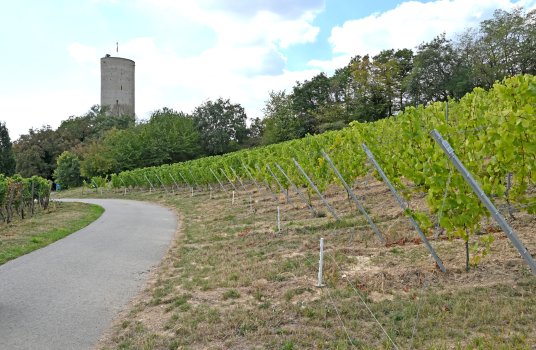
[68,75,536,349]
[107,75,535,272]
[0,174,51,224]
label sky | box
[1,0,534,140]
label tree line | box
[0,8,534,187]
[258,8,535,143]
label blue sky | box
[1,0,534,139]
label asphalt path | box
[0,199,177,350]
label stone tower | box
[100,55,135,116]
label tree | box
[13,126,63,179]
[192,98,248,156]
[243,117,264,147]
[291,72,331,134]
[371,49,414,115]
[407,33,472,104]
[79,140,116,178]
[0,122,16,176]
[261,91,307,145]
[142,108,202,165]
[80,108,202,177]
[350,55,391,121]
[53,151,82,188]
[457,8,536,88]
[314,65,357,131]
[57,104,135,150]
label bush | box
[53,151,82,189]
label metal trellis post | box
[155,174,169,193]
[266,164,291,203]
[292,158,339,220]
[230,167,248,192]
[362,144,446,272]
[168,173,180,192]
[275,162,316,216]
[242,163,262,193]
[220,168,238,192]
[210,168,228,193]
[255,164,278,200]
[143,174,156,192]
[431,129,536,275]
[178,172,193,192]
[321,150,384,243]
[188,169,200,189]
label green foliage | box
[291,72,331,134]
[406,33,471,104]
[57,104,135,148]
[462,8,536,88]
[10,8,535,182]
[222,289,240,300]
[0,121,16,176]
[112,75,536,270]
[79,141,115,178]
[13,105,134,180]
[192,98,248,156]
[13,126,63,179]
[53,151,82,189]
[80,108,202,177]
[0,174,50,224]
[91,175,108,189]
[261,91,307,145]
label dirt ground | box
[93,178,536,349]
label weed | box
[65,184,536,349]
[223,289,241,300]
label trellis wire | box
[209,167,228,193]
[431,129,536,275]
[321,150,384,243]
[330,255,400,350]
[434,168,453,238]
[292,158,340,220]
[266,164,291,204]
[275,162,316,216]
[220,168,239,192]
[230,166,248,192]
[363,143,446,273]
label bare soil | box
[89,179,536,350]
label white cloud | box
[3,1,324,139]
[310,0,536,72]
[111,37,320,122]
[80,1,324,122]
[68,42,99,66]
[135,0,321,49]
[1,88,97,140]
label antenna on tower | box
[116,42,118,54]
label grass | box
[59,185,536,349]
[0,201,104,265]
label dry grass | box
[60,182,536,350]
[0,201,104,265]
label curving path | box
[0,199,177,350]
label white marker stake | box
[277,206,281,232]
[317,238,325,287]
[232,191,235,204]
